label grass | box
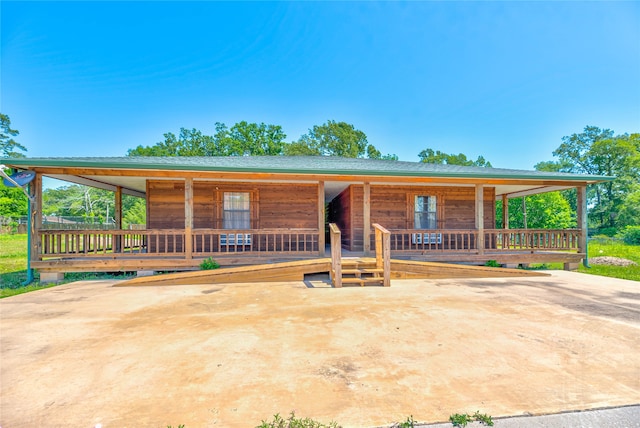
[579,239,640,281]
[522,240,639,282]
[0,234,133,298]
[0,234,46,297]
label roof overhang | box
[2,156,613,201]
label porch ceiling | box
[44,173,576,202]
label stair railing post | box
[329,223,342,288]
[373,223,391,287]
[375,226,383,269]
[383,229,391,287]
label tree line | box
[1,113,638,234]
[127,120,400,160]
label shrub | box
[449,413,473,427]
[199,257,220,270]
[591,227,619,237]
[484,260,501,268]
[590,234,617,244]
[256,411,339,428]
[619,226,640,245]
[391,415,416,428]
[449,411,494,427]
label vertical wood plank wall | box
[333,184,496,251]
[147,180,319,230]
[146,180,497,252]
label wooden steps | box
[334,258,386,287]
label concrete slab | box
[422,405,640,427]
[1,271,638,427]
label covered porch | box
[4,156,594,280]
[30,183,588,279]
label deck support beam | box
[475,184,485,255]
[363,182,371,256]
[577,185,588,264]
[318,181,325,256]
[184,177,193,260]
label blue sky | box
[2,1,639,170]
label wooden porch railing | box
[192,228,320,255]
[38,227,581,260]
[380,229,479,252]
[486,229,581,251]
[39,228,321,258]
[372,228,582,253]
[39,229,174,257]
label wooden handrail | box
[329,223,342,288]
[375,228,581,253]
[38,228,322,258]
[372,223,391,287]
[486,229,581,251]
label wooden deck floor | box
[116,257,548,287]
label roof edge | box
[0,156,615,183]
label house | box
[2,156,611,282]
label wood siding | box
[336,185,496,251]
[147,181,319,252]
[148,181,319,230]
[147,181,497,252]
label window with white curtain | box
[223,192,251,229]
[414,195,437,229]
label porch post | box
[114,186,122,252]
[475,184,484,255]
[31,172,42,261]
[577,185,588,255]
[184,178,193,260]
[114,186,122,229]
[502,195,509,229]
[363,182,371,256]
[318,181,325,256]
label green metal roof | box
[1,156,613,182]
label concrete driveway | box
[1,271,638,427]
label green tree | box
[496,193,574,229]
[128,127,217,156]
[0,114,28,220]
[122,196,146,228]
[617,186,640,227]
[43,184,148,227]
[285,120,395,159]
[43,185,112,222]
[224,121,286,156]
[283,139,321,156]
[296,120,367,157]
[1,114,27,158]
[544,126,640,230]
[366,144,399,160]
[0,187,28,218]
[127,122,286,157]
[418,148,492,167]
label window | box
[223,192,251,229]
[414,195,437,229]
